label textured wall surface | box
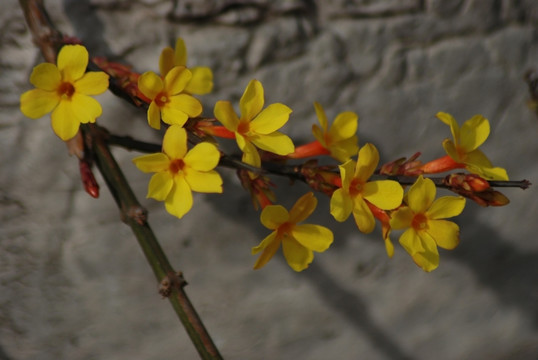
[1,0,538,359]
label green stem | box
[84,124,222,359]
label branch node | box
[159,271,188,298]
[122,205,148,225]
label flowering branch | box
[19,1,222,359]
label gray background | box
[1,0,538,359]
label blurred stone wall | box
[1,0,538,359]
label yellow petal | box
[313,102,328,132]
[239,79,264,121]
[412,231,439,272]
[147,101,162,129]
[352,197,375,233]
[174,37,187,66]
[363,180,403,210]
[163,125,187,159]
[426,219,460,250]
[132,153,170,173]
[329,111,358,142]
[57,45,88,82]
[165,177,193,219]
[292,224,333,252]
[138,71,163,100]
[411,249,439,272]
[312,124,325,145]
[249,103,292,135]
[29,63,61,90]
[389,206,414,230]
[70,93,103,123]
[184,142,220,171]
[355,143,379,182]
[50,100,81,140]
[460,115,489,152]
[252,232,280,269]
[251,132,295,155]
[398,228,425,255]
[185,169,223,193]
[436,112,460,144]
[407,176,435,214]
[159,46,175,76]
[51,101,80,141]
[241,141,261,169]
[442,139,462,162]
[330,136,359,162]
[214,101,239,131]
[147,171,174,201]
[338,159,356,191]
[282,237,314,272]
[467,164,509,181]
[185,67,213,95]
[288,192,317,224]
[260,205,289,230]
[427,196,465,220]
[165,66,191,95]
[330,188,353,222]
[464,148,493,168]
[384,236,395,258]
[161,106,188,127]
[168,93,202,117]
[74,71,109,95]
[20,88,59,119]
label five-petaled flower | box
[138,66,203,130]
[312,102,359,162]
[422,112,508,180]
[132,125,222,219]
[159,37,213,95]
[390,175,466,272]
[214,79,295,170]
[252,192,334,272]
[20,44,109,141]
[330,143,404,233]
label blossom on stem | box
[20,44,109,140]
[252,192,333,272]
[159,37,213,95]
[214,79,294,169]
[330,143,403,233]
[390,175,466,272]
[138,66,202,130]
[132,125,222,219]
[311,102,359,161]
[422,112,508,180]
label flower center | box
[155,92,169,107]
[277,222,294,238]
[57,81,75,99]
[411,213,428,231]
[349,178,363,197]
[169,159,185,175]
[237,120,250,135]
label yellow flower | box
[214,79,294,169]
[252,192,333,272]
[390,176,466,272]
[20,44,109,140]
[159,37,213,95]
[437,112,508,180]
[330,143,403,233]
[312,102,359,162]
[138,66,202,130]
[132,125,222,219]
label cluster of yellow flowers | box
[20,40,509,273]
